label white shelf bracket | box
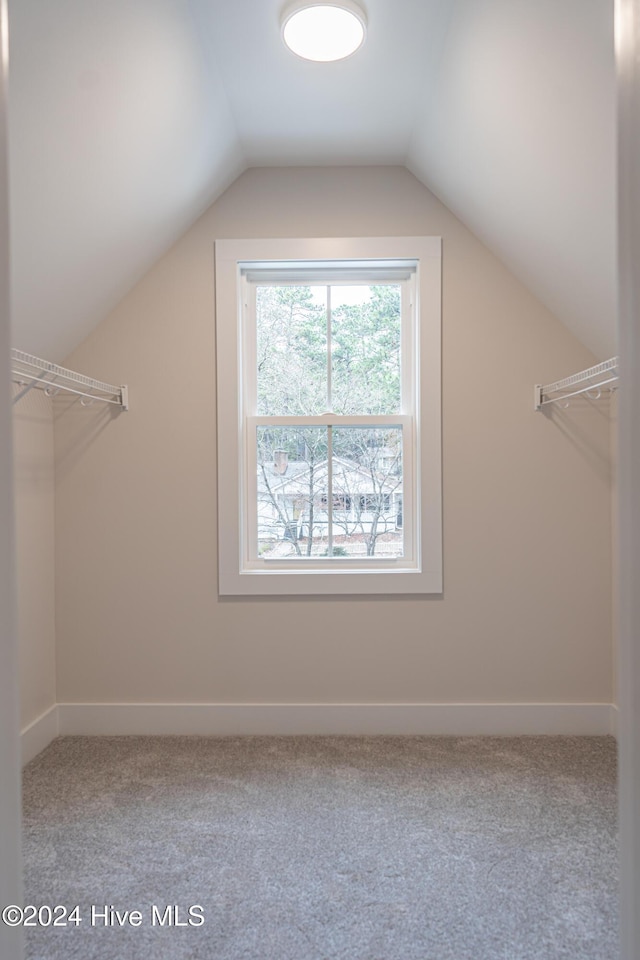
[534,385,543,411]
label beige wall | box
[55,166,613,705]
[13,388,56,729]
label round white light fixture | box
[281,1,367,62]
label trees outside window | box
[255,283,404,559]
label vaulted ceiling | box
[8,0,615,362]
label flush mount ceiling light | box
[281,1,367,62]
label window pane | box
[331,426,404,558]
[256,286,327,415]
[257,426,331,558]
[331,285,401,415]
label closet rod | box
[534,356,618,410]
[11,349,129,410]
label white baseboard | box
[21,704,59,766]
[610,703,619,739]
[56,702,615,737]
[19,702,619,765]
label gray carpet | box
[22,735,618,960]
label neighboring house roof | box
[258,457,401,497]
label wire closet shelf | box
[11,349,129,410]
[534,357,618,411]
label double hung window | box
[215,237,442,595]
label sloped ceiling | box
[8,0,244,361]
[407,0,616,360]
[8,0,615,362]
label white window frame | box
[216,237,442,595]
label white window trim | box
[215,236,442,596]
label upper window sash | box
[242,273,415,420]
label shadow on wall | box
[53,399,122,481]
[539,395,613,484]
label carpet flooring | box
[22,735,618,960]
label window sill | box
[220,567,443,596]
